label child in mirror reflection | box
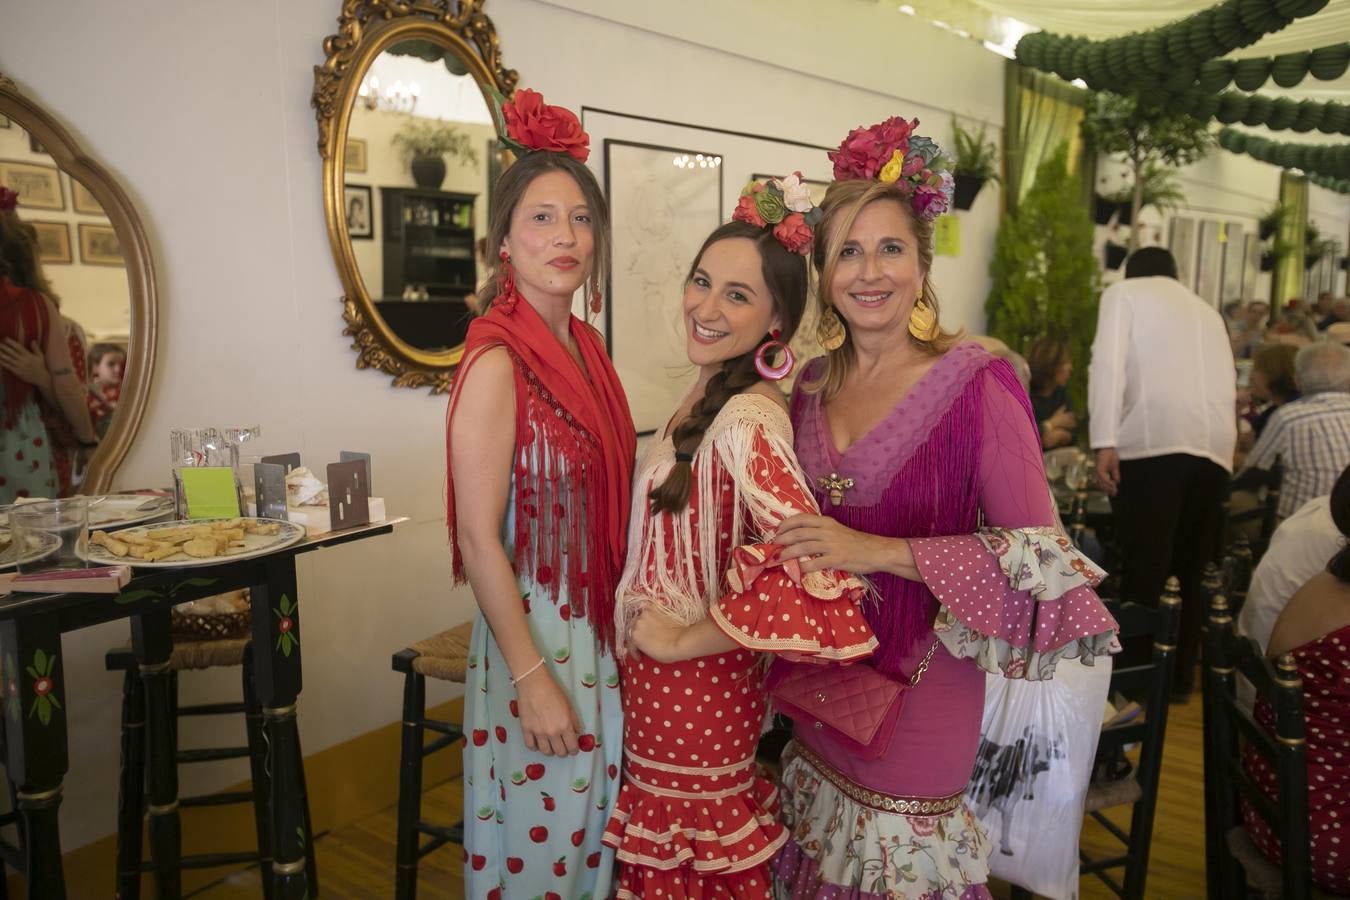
[87,343,124,438]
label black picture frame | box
[344,183,373,240]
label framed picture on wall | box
[30,221,71,265]
[344,184,373,240]
[0,160,64,210]
[78,223,124,266]
[605,139,723,434]
[751,172,829,206]
[71,179,103,215]
[345,138,368,174]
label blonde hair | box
[806,180,960,399]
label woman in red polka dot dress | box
[603,195,878,900]
[1242,464,1350,895]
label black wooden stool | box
[106,637,317,898]
[392,620,473,900]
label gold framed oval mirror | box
[0,72,158,497]
[313,0,517,393]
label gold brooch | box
[816,472,854,506]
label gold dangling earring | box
[817,306,846,351]
[908,289,937,342]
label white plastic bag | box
[964,657,1112,900]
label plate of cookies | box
[81,518,306,568]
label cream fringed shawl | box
[614,392,824,655]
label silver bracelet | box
[509,656,546,686]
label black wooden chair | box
[1221,536,1256,619]
[105,637,316,898]
[393,619,472,900]
[1227,458,1283,565]
[1202,590,1315,899]
[1075,576,1182,900]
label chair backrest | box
[1202,590,1310,899]
[1095,578,1182,796]
[1255,458,1285,563]
[1222,537,1256,618]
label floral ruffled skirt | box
[771,743,992,900]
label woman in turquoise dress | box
[444,92,635,900]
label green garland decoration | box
[1218,127,1350,179]
[1309,173,1350,194]
[1014,1,1350,136]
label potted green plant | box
[391,119,480,189]
[950,117,1000,211]
[1258,203,1285,241]
[1260,239,1294,272]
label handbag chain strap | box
[907,639,942,688]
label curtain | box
[1272,170,1307,308]
[1003,60,1093,216]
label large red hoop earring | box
[754,332,795,381]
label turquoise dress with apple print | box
[461,487,623,900]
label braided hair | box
[648,220,808,514]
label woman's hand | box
[630,607,690,664]
[514,668,582,757]
[0,338,50,387]
[1047,406,1077,432]
[775,514,912,577]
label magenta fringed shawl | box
[789,343,1030,675]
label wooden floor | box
[185,698,1206,899]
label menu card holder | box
[327,460,370,530]
[261,452,302,475]
[255,463,289,521]
[339,451,373,495]
[177,467,243,519]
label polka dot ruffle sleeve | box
[709,542,878,663]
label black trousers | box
[1111,453,1230,691]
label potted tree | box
[391,119,480,189]
[950,117,1000,211]
[1081,92,1212,250]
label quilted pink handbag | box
[767,639,941,760]
[767,660,905,760]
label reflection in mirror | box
[344,44,495,354]
[0,118,131,501]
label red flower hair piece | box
[501,88,590,163]
[0,187,17,213]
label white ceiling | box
[884,0,1350,102]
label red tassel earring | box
[496,248,518,314]
[590,281,603,315]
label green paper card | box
[934,214,960,257]
[178,467,241,519]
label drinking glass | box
[1065,455,1090,492]
[11,498,89,573]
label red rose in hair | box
[0,187,17,213]
[773,213,813,255]
[829,116,918,181]
[732,195,766,228]
[503,88,590,162]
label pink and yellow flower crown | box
[731,173,822,256]
[829,116,954,222]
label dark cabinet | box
[379,187,478,302]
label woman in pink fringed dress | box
[768,121,1118,899]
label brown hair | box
[805,180,960,400]
[1251,341,1299,402]
[1026,336,1070,396]
[0,213,59,305]
[648,221,808,514]
[481,152,610,310]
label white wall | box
[0,0,1005,851]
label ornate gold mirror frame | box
[0,73,158,492]
[313,0,518,393]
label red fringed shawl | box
[0,278,50,429]
[445,291,636,653]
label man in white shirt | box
[1238,492,1345,652]
[1089,247,1237,700]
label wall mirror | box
[313,0,517,393]
[0,73,157,498]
